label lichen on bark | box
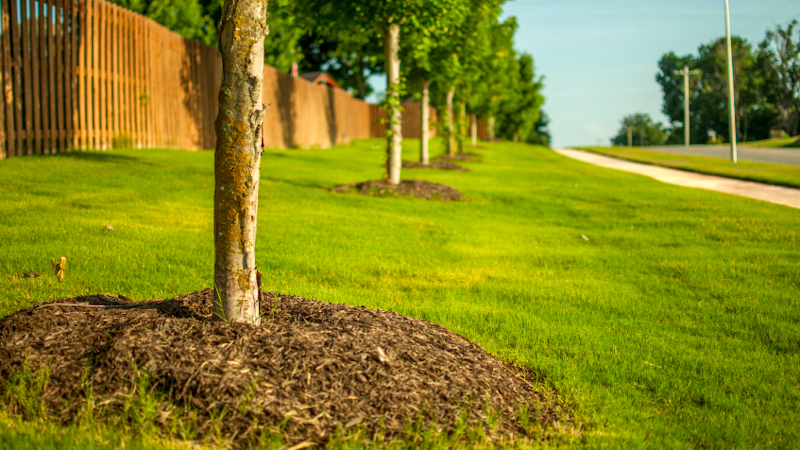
[213,0,269,325]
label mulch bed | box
[334,180,464,201]
[0,290,573,447]
[402,161,468,171]
[437,152,483,162]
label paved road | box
[556,149,800,209]
[647,145,800,166]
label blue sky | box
[502,0,800,147]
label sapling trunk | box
[446,86,455,157]
[458,102,466,154]
[489,116,495,140]
[383,24,402,185]
[471,114,477,147]
[420,78,430,165]
[213,0,268,325]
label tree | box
[655,30,794,143]
[213,0,268,324]
[611,113,667,147]
[295,0,468,184]
[759,20,800,136]
[527,111,551,147]
[497,53,544,142]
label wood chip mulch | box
[402,161,468,171]
[333,179,464,201]
[0,290,574,446]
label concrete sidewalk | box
[556,149,800,209]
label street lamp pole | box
[724,0,738,163]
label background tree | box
[758,20,800,136]
[111,0,217,44]
[656,21,800,143]
[527,111,551,146]
[213,0,268,324]
[295,0,467,185]
[496,53,545,142]
[611,113,667,147]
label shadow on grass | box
[261,176,328,190]
[51,151,151,165]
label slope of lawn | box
[578,145,800,189]
[0,138,798,449]
[741,136,800,148]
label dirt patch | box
[402,161,468,171]
[334,180,464,201]
[438,152,483,162]
[0,291,573,446]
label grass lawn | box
[0,138,798,449]
[741,136,800,148]
[577,146,800,189]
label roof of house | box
[300,72,341,89]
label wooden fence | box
[369,102,438,140]
[0,0,374,158]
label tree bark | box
[354,57,367,100]
[471,114,477,147]
[446,86,455,157]
[213,0,268,325]
[383,24,402,185]
[488,116,495,140]
[420,77,430,165]
[457,102,466,154]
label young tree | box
[213,0,268,324]
[297,0,467,184]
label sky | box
[501,0,800,147]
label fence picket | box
[0,0,13,157]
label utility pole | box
[627,126,632,147]
[674,66,700,147]
[724,0,738,163]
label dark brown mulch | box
[0,290,574,446]
[334,179,464,201]
[402,160,468,171]
[438,152,483,162]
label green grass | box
[741,136,800,148]
[578,145,800,189]
[1,138,799,449]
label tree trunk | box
[471,114,477,147]
[213,0,268,325]
[446,86,455,157]
[458,102,466,154]
[354,57,367,100]
[383,25,402,185]
[420,77,430,165]
[488,116,495,140]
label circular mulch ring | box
[437,152,483,162]
[334,180,464,201]
[0,291,574,446]
[402,161,468,171]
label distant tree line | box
[612,20,799,146]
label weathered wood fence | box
[369,103,438,140]
[0,0,384,158]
